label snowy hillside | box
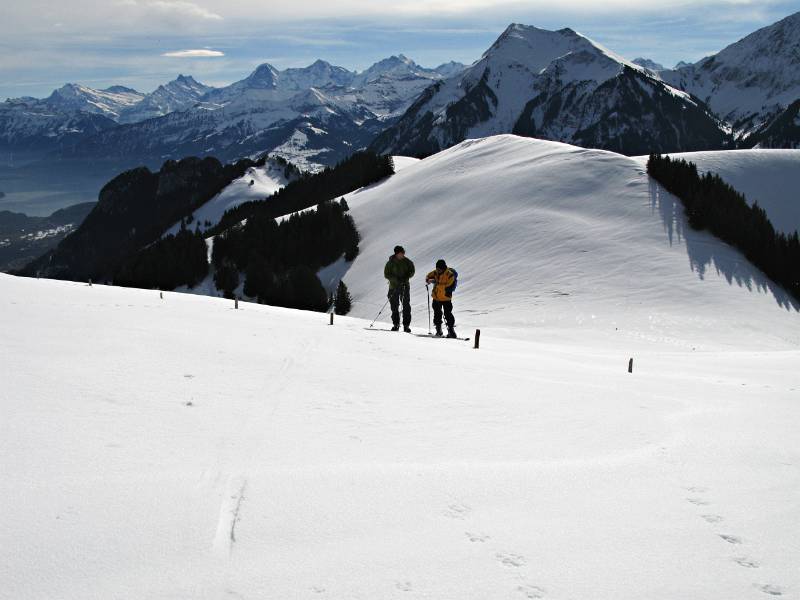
[3,136,800,598]
[345,135,798,350]
[2,266,799,599]
[372,24,728,158]
[633,150,800,235]
[162,159,294,237]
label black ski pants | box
[388,283,411,327]
[432,300,455,329]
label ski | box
[413,333,470,341]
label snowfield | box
[2,135,799,599]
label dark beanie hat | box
[436,259,447,269]
[394,245,405,254]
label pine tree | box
[214,261,239,299]
[334,280,352,315]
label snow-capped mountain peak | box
[244,63,281,89]
[44,83,145,119]
[371,22,725,158]
[632,57,665,72]
[661,10,800,136]
[280,60,355,91]
[117,74,213,123]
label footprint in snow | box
[733,557,760,569]
[719,534,742,545]
[687,497,711,506]
[517,584,546,598]
[685,486,708,493]
[444,503,472,519]
[701,514,724,523]
[465,531,490,543]
[496,552,526,567]
[754,584,784,596]
[395,581,412,592]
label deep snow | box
[1,273,798,599]
[2,135,799,599]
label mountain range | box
[1,11,799,179]
[0,56,465,171]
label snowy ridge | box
[346,135,799,349]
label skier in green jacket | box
[384,245,415,332]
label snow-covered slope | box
[163,159,294,237]
[372,24,728,157]
[633,149,800,235]
[3,138,800,599]
[662,11,800,138]
[2,265,798,598]
[346,135,798,349]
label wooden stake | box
[160,291,163,300]
[88,278,92,287]
[329,312,334,325]
[474,329,481,349]
[628,358,633,373]
[234,297,239,310]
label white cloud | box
[162,48,225,57]
[146,0,223,21]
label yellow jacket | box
[426,269,455,301]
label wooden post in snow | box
[160,291,163,300]
[474,329,481,350]
[234,297,239,310]
[329,312,334,325]
[88,278,92,287]
[628,358,633,373]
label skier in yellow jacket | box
[425,259,457,338]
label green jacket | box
[384,255,415,289]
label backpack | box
[446,268,458,295]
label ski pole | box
[425,282,431,334]
[369,298,390,328]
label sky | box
[1,0,798,99]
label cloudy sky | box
[1,0,798,99]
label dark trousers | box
[432,300,455,329]
[388,283,411,327]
